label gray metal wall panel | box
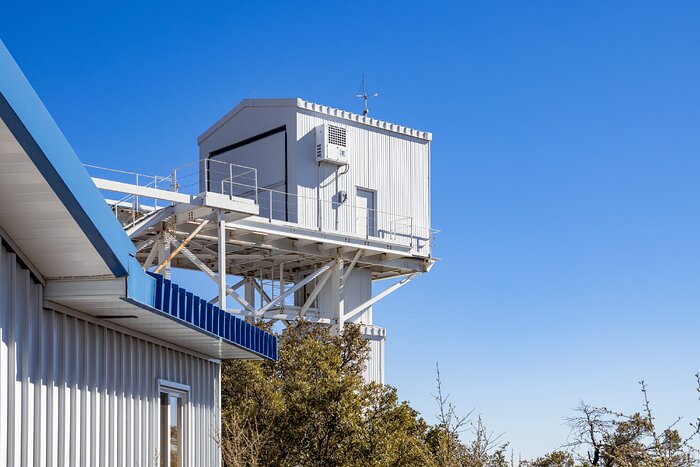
[0,244,221,467]
[363,338,385,385]
[198,106,298,198]
[316,268,372,325]
[295,111,431,255]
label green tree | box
[524,451,575,467]
[219,322,435,466]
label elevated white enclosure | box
[198,98,433,257]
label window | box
[159,380,190,467]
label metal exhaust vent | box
[315,124,349,166]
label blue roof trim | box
[0,40,277,360]
[0,40,135,277]
[144,271,277,361]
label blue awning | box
[145,272,277,361]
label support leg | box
[331,257,345,333]
[218,211,227,309]
[158,232,171,279]
[245,277,256,323]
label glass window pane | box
[161,390,185,467]
[160,393,170,467]
[170,394,180,467]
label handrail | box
[85,160,436,253]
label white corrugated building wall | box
[0,242,220,466]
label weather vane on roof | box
[354,73,379,116]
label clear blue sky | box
[4,1,700,457]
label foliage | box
[220,322,434,466]
[523,450,575,467]
[563,378,700,466]
[219,321,700,467]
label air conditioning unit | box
[315,124,349,165]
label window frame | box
[158,379,191,467]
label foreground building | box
[0,40,276,466]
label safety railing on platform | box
[84,160,258,228]
[85,160,435,254]
[225,184,432,252]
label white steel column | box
[143,239,160,270]
[218,211,227,309]
[244,277,256,322]
[158,232,171,279]
[331,258,345,331]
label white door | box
[356,188,376,238]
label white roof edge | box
[197,98,432,144]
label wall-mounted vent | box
[315,124,349,166]
[327,125,347,147]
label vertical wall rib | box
[0,243,221,467]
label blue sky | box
[4,1,700,457]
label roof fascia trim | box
[0,40,135,276]
[197,97,432,144]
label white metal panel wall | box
[0,243,221,467]
[363,338,385,385]
[315,268,372,324]
[198,106,297,197]
[295,111,431,255]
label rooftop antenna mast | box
[354,73,379,116]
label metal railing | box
[85,160,435,253]
[229,184,432,251]
[84,160,259,228]
[170,159,259,200]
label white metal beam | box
[331,258,345,331]
[155,219,210,274]
[342,249,363,282]
[299,267,333,317]
[218,212,227,308]
[166,233,255,313]
[92,177,196,204]
[342,273,421,322]
[158,232,171,279]
[255,261,334,316]
[252,279,272,304]
[143,239,160,270]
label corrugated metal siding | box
[0,243,221,467]
[363,338,385,385]
[295,111,431,255]
[316,268,372,325]
[197,106,298,202]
